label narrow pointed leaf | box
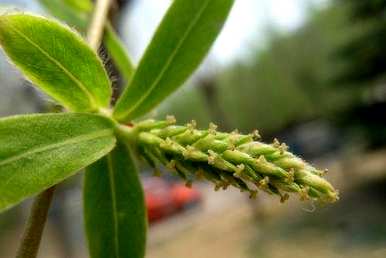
[113,0,235,122]
[84,141,147,258]
[0,113,116,212]
[0,14,111,112]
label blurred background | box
[1,0,386,257]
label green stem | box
[15,187,56,258]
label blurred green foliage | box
[159,1,386,147]
[334,0,386,85]
[159,4,354,133]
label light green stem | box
[87,0,113,50]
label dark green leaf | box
[84,141,147,258]
[0,113,116,212]
[113,0,234,122]
[38,0,89,30]
[0,14,111,112]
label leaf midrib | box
[7,22,98,109]
[107,152,121,258]
[0,129,113,167]
[119,0,211,118]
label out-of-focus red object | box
[142,177,202,223]
[170,184,202,210]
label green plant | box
[0,0,338,257]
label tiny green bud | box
[166,115,176,124]
[187,120,197,130]
[259,176,270,189]
[208,122,218,134]
[251,129,261,140]
[272,138,281,148]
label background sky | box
[0,0,329,66]
[123,0,330,66]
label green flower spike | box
[121,116,339,204]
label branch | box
[87,0,113,50]
[15,187,56,258]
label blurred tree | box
[159,1,386,150]
[216,4,356,135]
[332,0,386,148]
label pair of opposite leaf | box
[0,0,337,258]
[0,0,234,257]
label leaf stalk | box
[15,187,55,258]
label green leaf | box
[84,141,147,258]
[0,113,116,212]
[104,24,135,83]
[0,14,111,112]
[63,0,93,13]
[113,0,235,122]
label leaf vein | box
[0,129,113,168]
[107,153,121,258]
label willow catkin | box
[131,116,338,203]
